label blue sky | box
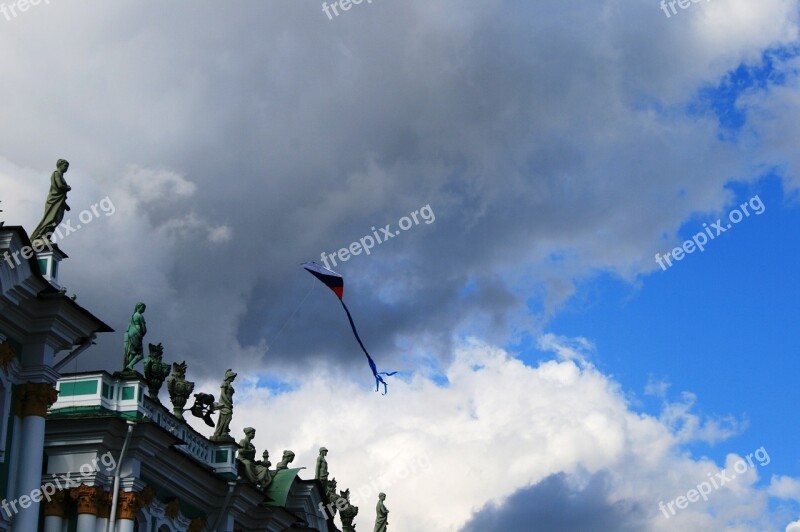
[538,172,799,471]
[528,49,800,479]
[4,2,800,530]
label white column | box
[116,519,135,532]
[76,513,97,532]
[5,414,21,503]
[13,382,58,532]
[13,414,45,532]
[43,515,63,532]
[95,517,108,532]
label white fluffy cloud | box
[179,337,796,531]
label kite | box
[301,261,397,394]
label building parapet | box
[50,371,238,479]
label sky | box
[1,1,800,530]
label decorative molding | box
[138,485,155,508]
[188,517,206,532]
[15,381,58,417]
[42,489,67,517]
[97,490,113,519]
[165,497,181,519]
[69,484,102,515]
[0,342,15,376]
[117,491,141,521]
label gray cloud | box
[1,0,797,383]
[460,472,647,532]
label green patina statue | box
[236,429,274,491]
[339,488,358,532]
[315,447,329,485]
[166,361,194,421]
[123,303,147,371]
[143,342,171,400]
[30,159,71,243]
[254,449,273,490]
[211,369,237,441]
[237,427,259,482]
[374,493,388,532]
[275,450,295,470]
[325,477,339,516]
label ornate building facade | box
[0,215,347,530]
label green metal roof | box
[263,468,304,507]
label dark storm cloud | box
[460,472,647,532]
[0,1,795,380]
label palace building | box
[0,211,355,530]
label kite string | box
[265,277,316,352]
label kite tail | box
[340,300,371,359]
[340,300,397,393]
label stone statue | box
[374,493,388,532]
[325,477,339,516]
[275,450,295,470]
[189,392,216,427]
[237,427,259,483]
[143,343,171,400]
[123,303,147,371]
[315,447,329,485]
[210,369,237,441]
[30,159,71,243]
[254,450,273,490]
[166,361,195,421]
[339,489,359,532]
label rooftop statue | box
[315,446,329,485]
[275,450,295,470]
[30,159,71,243]
[374,493,389,532]
[143,342,171,400]
[237,427,260,486]
[339,488,359,532]
[325,477,339,516]
[254,449,273,491]
[189,392,216,427]
[167,361,195,421]
[123,303,147,372]
[210,369,237,441]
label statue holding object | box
[210,369,237,441]
[122,303,147,372]
[31,159,71,244]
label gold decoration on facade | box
[165,497,181,519]
[138,485,155,508]
[188,517,206,532]
[15,382,59,417]
[116,491,140,521]
[42,489,67,517]
[0,341,16,375]
[69,484,102,515]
